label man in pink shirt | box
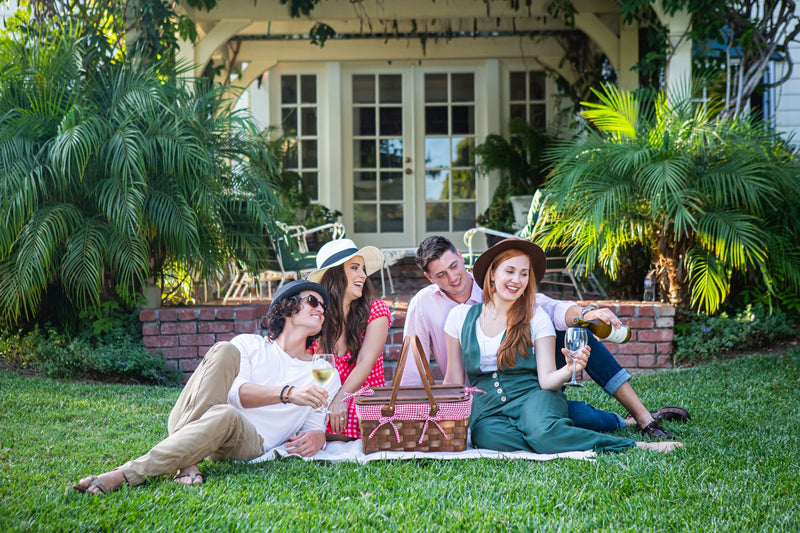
[400,236,689,439]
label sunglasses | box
[299,294,327,312]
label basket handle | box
[382,335,438,418]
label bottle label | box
[605,325,630,343]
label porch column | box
[653,5,693,100]
[618,19,639,91]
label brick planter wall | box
[141,300,675,384]
[140,305,269,382]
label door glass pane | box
[425,170,448,201]
[301,140,317,168]
[282,108,297,134]
[283,144,297,168]
[380,172,403,200]
[529,72,546,100]
[451,105,474,134]
[301,108,317,135]
[354,204,377,233]
[452,202,476,231]
[425,74,447,102]
[379,75,402,103]
[303,172,318,199]
[281,75,297,104]
[425,106,448,134]
[379,107,402,135]
[354,107,376,135]
[510,72,526,101]
[301,75,317,103]
[510,104,525,120]
[451,73,474,102]
[531,104,546,130]
[381,204,403,232]
[354,172,376,200]
[353,75,375,103]
[452,137,474,167]
[425,138,450,169]
[355,140,376,167]
[379,139,403,168]
[426,203,449,231]
[451,169,475,200]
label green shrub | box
[0,323,180,386]
[674,304,797,365]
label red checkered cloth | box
[313,298,391,439]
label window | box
[280,74,319,201]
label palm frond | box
[685,247,731,313]
[581,84,639,139]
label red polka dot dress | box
[329,298,391,439]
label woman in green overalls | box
[443,238,682,454]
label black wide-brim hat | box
[472,238,547,287]
[269,280,329,312]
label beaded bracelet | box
[284,385,295,404]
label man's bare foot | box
[173,465,203,486]
[636,441,684,453]
[73,470,126,495]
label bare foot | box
[73,470,126,495]
[636,441,684,453]
[173,465,203,485]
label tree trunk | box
[662,254,689,309]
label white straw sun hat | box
[306,238,384,283]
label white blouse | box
[444,304,556,371]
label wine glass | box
[311,353,336,413]
[564,327,588,387]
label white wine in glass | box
[311,353,335,413]
[564,327,588,387]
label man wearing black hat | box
[73,280,340,495]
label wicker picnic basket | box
[353,335,476,454]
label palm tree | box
[0,25,279,325]
[541,84,800,312]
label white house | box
[178,0,693,250]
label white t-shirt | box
[227,334,341,452]
[444,304,556,372]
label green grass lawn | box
[2,349,799,532]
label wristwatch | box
[580,305,597,320]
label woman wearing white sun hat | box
[307,238,390,439]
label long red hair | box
[481,249,537,370]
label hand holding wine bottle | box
[572,305,631,343]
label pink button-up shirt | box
[400,275,574,386]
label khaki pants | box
[118,342,265,486]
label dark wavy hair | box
[415,235,458,273]
[266,295,321,349]
[318,264,373,365]
[481,248,536,371]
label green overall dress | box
[462,304,635,453]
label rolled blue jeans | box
[555,329,632,433]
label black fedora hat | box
[472,238,547,287]
[269,280,329,311]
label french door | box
[343,66,480,248]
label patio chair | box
[266,220,346,292]
[222,221,346,303]
[463,192,606,299]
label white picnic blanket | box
[251,439,595,464]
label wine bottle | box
[572,317,631,343]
